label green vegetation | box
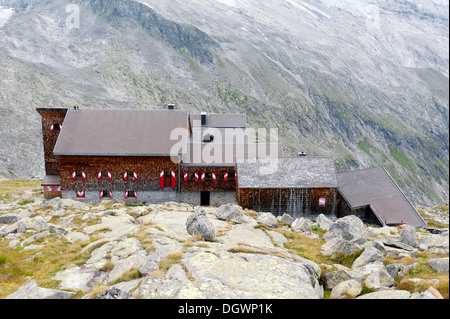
[388,144,414,170]
[357,141,371,154]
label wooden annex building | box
[37,106,426,227]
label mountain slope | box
[0,0,448,205]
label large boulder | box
[321,270,352,290]
[52,266,106,292]
[428,258,449,273]
[4,279,76,299]
[399,225,418,248]
[186,208,216,242]
[323,215,367,242]
[357,290,411,299]
[330,279,362,299]
[320,238,363,257]
[214,204,244,224]
[352,244,384,268]
[364,268,396,289]
[292,217,312,233]
[256,212,278,228]
[315,214,334,231]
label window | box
[72,171,86,180]
[51,124,61,132]
[189,172,199,181]
[76,190,85,198]
[100,190,112,199]
[99,171,112,180]
[124,171,137,181]
[228,172,236,181]
[125,190,137,199]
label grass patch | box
[0,237,92,298]
[330,250,364,268]
[357,141,371,154]
[388,144,414,169]
[17,199,34,206]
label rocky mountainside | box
[0,0,448,205]
[0,180,448,299]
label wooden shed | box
[337,167,426,227]
[236,157,339,219]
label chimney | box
[201,112,207,126]
[168,104,175,110]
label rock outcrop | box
[1,196,448,300]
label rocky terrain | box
[0,0,448,206]
[0,179,448,299]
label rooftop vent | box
[201,112,207,126]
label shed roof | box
[338,167,426,227]
[53,109,189,156]
[181,142,283,167]
[41,175,61,186]
[189,113,247,128]
[236,157,338,189]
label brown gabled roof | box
[338,167,426,227]
[236,156,338,189]
[181,142,283,166]
[53,109,189,156]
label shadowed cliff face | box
[0,0,448,205]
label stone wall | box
[62,190,177,204]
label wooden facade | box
[59,155,178,192]
[36,108,67,175]
[180,166,237,193]
[238,187,337,219]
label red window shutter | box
[134,191,137,199]
[123,172,128,181]
[171,171,176,189]
[97,171,102,180]
[125,190,128,199]
[77,190,85,198]
[50,124,54,132]
[109,191,113,199]
[194,172,199,182]
[212,173,216,182]
[133,172,138,181]
[99,191,104,199]
[108,172,112,180]
[160,170,164,188]
[183,172,188,182]
[201,172,205,182]
[224,172,228,182]
[82,171,86,180]
[72,171,76,180]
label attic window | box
[51,124,61,132]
